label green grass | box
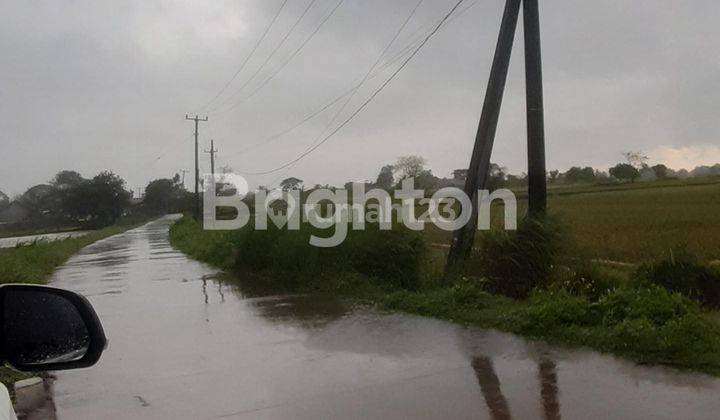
[0,226,126,285]
[423,176,720,263]
[170,215,720,376]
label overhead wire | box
[198,0,289,113]
[234,0,347,108]
[236,0,467,176]
[209,0,320,114]
[221,0,479,158]
[308,0,426,150]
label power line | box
[237,0,467,176]
[222,0,479,157]
[311,0,426,148]
[198,0,289,113]
[151,133,194,165]
[210,0,320,114]
[236,0,346,107]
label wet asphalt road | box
[49,216,720,419]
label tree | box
[51,170,85,189]
[623,151,649,169]
[18,184,58,219]
[394,156,427,180]
[279,177,303,191]
[609,163,640,183]
[0,190,9,212]
[548,170,560,184]
[375,165,394,190]
[487,163,507,190]
[144,177,186,214]
[62,171,131,227]
[414,170,440,192]
[652,164,669,179]
[564,166,596,184]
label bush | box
[596,286,698,326]
[549,262,623,300]
[347,226,424,290]
[636,250,720,307]
[470,216,563,299]
[514,286,702,332]
[178,217,426,292]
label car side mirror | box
[0,284,106,371]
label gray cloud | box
[1,0,718,195]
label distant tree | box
[564,166,596,184]
[623,151,649,169]
[375,165,394,190]
[651,164,669,179]
[505,173,528,188]
[144,177,186,214]
[394,156,427,180]
[279,177,303,191]
[18,184,58,219]
[609,163,640,183]
[0,190,9,212]
[62,171,131,227]
[548,170,560,184]
[487,163,507,190]
[414,170,440,192]
[51,170,85,189]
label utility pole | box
[204,140,218,175]
[180,169,189,189]
[185,114,208,220]
[446,0,547,271]
[446,0,522,270]
[523,0,547,214]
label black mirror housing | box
[0,284,107,371]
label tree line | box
[0,171,193,232]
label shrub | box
[549,262,622,300]
[636,250,720,307]
[471,216,563,299]
[215,220,425,291]
[347,226,424,290]
[514,290,596,332]
[596,286,698,327]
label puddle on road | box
[47,216,720,420]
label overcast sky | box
[1,0,719,196]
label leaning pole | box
[446,0,547,270]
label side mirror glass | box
[0,285,106,371]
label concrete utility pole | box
[446,0,547,270]
[180,170,189,189]
[185,114,208,220]
[523,0,547,214]
[204,140,218,176]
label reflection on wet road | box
[50,216,720,419]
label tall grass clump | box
[509,286,720,371]
[170,216,425,292]
[636,249,720,308]
[469,216,563,298]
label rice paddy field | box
[424,176,720,264]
